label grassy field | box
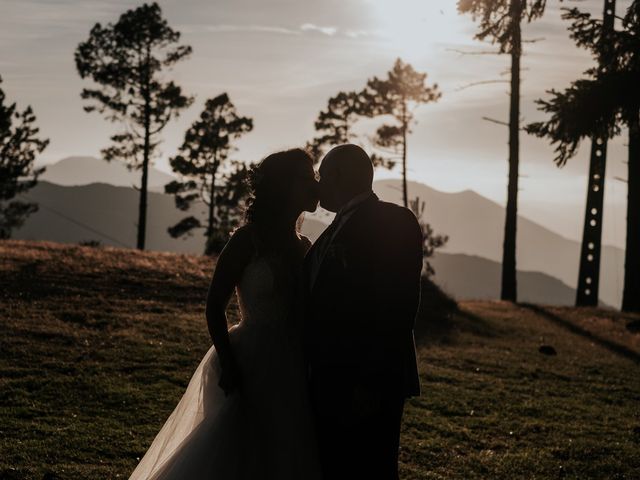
[1,239,639,479]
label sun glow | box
[369,0,469,62]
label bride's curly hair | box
[244,148,314,229]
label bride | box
[129,148,322,480]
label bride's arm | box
[205,226,253,393]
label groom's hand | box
[219,357,242,396]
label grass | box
[1,239,639,479]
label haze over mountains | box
[374,180,624,308]
[17,156,625,307]
[40,156,175,192]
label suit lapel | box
[304,222,335,293]
[307,194,379,295]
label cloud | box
[300,23,338,36]
[186,24,302,35]
[344,29,378,38]
[181,22,379,40]
[183,23,345,37]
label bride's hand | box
[219,356,242,396]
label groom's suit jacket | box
[304,193,423,398]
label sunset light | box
[371,0,470,60]
[2,1,640,478]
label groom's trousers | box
[310,368,405,480]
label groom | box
[305,144,424,480]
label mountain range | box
[40,156,175,192]
[14,156,624,307]
[372,180,624,308]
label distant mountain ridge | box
[15,181,203,254]
[13,181,586,307]
[428,252,607,307]
[372,180,624,308]
[40,156,175,192]
[13,169,624,307]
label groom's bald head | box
[318,144,374,212]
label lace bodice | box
[235,256,297,333]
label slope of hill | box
[15,181,207,253]
[40,156,175,192]
[1,240,638,479]
[29,162,627,307]
[13,184,587,307]
[374,180,625,308]
[429,253,584,307]
[15,180,614,307]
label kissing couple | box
[129,144,424,480]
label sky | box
[0,0,633,248]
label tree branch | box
[455,79,509,92]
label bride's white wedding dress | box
[129,254,322,480]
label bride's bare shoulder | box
[230,224,253,242]
[219,225,255,262]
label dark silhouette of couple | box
[129,144,424,480]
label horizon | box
[41,154,628,250]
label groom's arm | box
[371,207,423,334]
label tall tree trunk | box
[622,111,640,312]
[501,0,522,302]
[401,99,408,208]
[137,134,150,251]
[575,136,607,306]
[137,46,152,251]
[575,0,616,307]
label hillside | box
[428,253,585,307]
[1,240,639,479]
[15,180,608,307]
[14,181,206,253]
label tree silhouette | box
[307,91,361,157]
[165,93,253,254]
[206,160,253,255]
[458,0,547,303]
[362,58,441,208]
[0,76,49,239]
[306,90,393,168]
[527,1,640,312]
[409,196,449,278]
[75,2,193,250]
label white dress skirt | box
[128,256,322,480]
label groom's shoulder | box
[368,201,422,247]
[372,200,419,227]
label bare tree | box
[458,0,548,302]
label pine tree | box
[307,89,395,168]
[363,58,441,207]
[458,0,547,302]
[527,1,640,312]
[409,197,449,278]
[165,94,252,254]
[0,76,49,238]
[206,161,253,255]
[307,91,361,157]
[75,2,193,250]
